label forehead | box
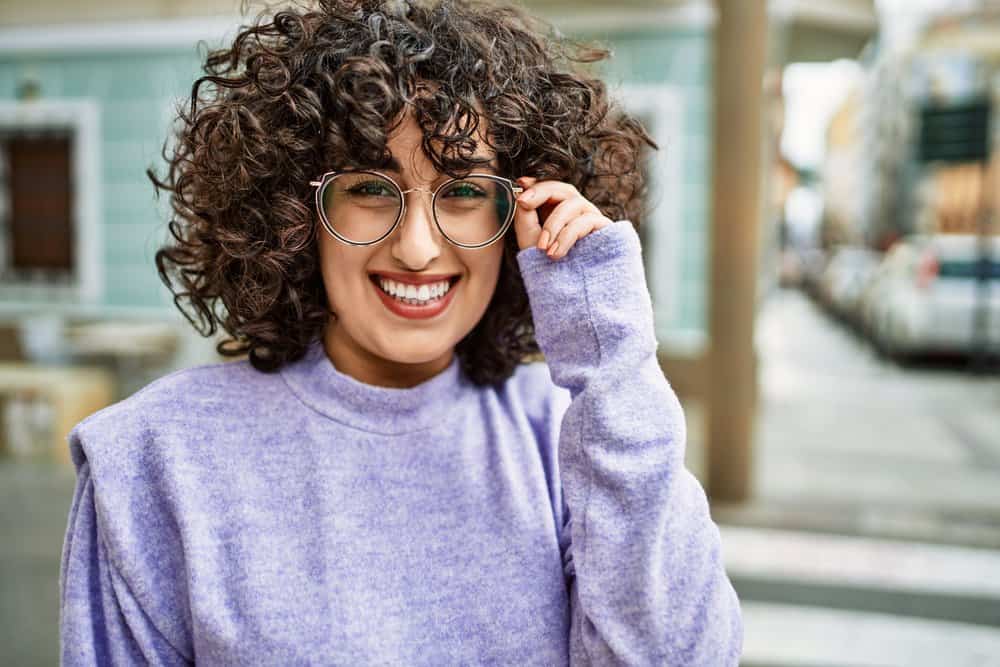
[376,108,497,174]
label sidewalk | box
[725,524,1000,666]
[681,287,1000,548]
[740,601,1000,667]
[673,287,1000,665]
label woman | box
[59,0,743,664]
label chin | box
[373,340,453,367]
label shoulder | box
[66,356,273,472]
[61,362,244,657]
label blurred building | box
[839,3,1000,249]
[0,2,248,387]
[823,76,865,246]
[759,0,877,292]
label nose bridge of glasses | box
[399,185,437,220]
[400,186,435,196]
[396,184,439,245]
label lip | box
[370,274,460,320]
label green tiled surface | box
[103,141,165,187]
[589,27,714,335]
[0,25,713,334]
[102,221,167,266]
[103,264,171,306]
[1,49,200,312]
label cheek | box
[484,242,505,274]
[317,238,369,308]
[466,247,505,303]
[318,245,342,303]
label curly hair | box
[147,0,657,386]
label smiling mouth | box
[368,274,461,305]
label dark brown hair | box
[147,0,657,386]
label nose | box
[390,188,442,270]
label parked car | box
[817,245,882,325]
[859,233,1000,359]
[798,246,829,297]
[858,242,915,338]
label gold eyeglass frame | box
[309,170,524,249]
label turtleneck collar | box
[278,337,470,434]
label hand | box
[512,176,615,260]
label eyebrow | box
[371,154,499,175]
[377,155,404,172]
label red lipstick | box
[370,274,460,320]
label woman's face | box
[317,110,506,388]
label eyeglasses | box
[309,170,523,249]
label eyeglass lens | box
[320,172,512,246]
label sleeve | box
[59,425,194,666]
[516,220,744,666]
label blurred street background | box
[1,0,1000,665]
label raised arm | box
[516,220,743,666]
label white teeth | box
[376,277,453,303]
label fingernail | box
[538,229,550,250]
[547,241,559,256]
[518,189,533,202]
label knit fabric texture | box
[59,220,743,665]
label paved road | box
[699,286,1000,548]
[692,287,1000,665]
[0,460,75,667]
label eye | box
[442,181,487,198]
[347,179,396,197]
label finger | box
[548,213,612,260]
[512,182,542,251]
[515,175,540,190]
[510,176,543,251]
[515,180,581,213]
[537,197,600,251]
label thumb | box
[512,176,541,251]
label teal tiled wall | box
[0,50,201,310]
[583,27,714,339]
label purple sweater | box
[59,220,743,665]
